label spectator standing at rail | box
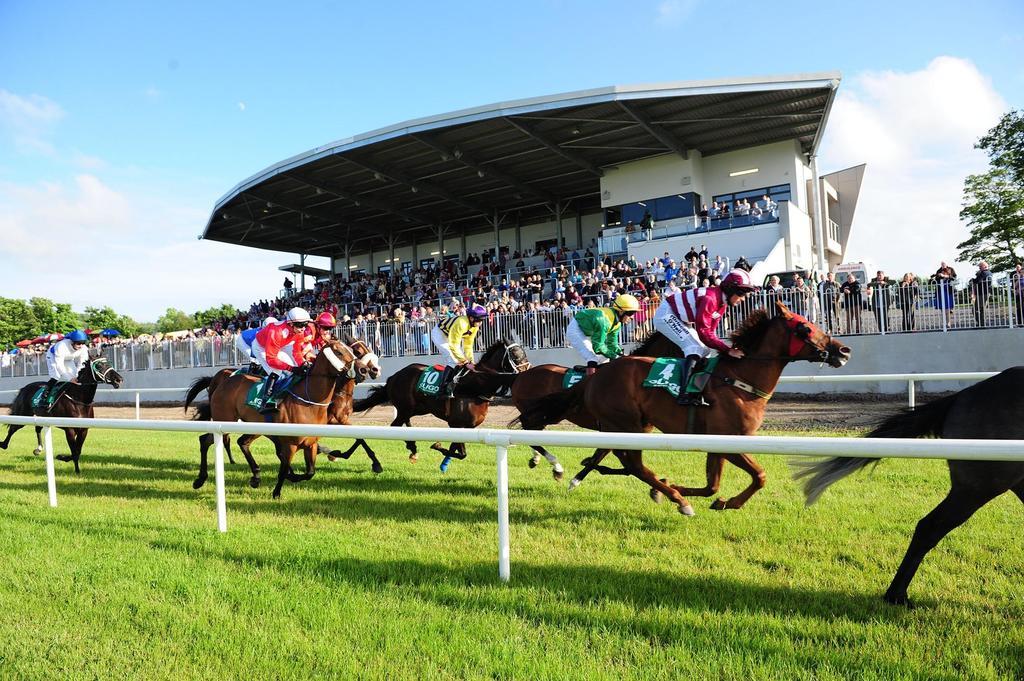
[867,270,893,333]
[1012,262,1024,325]
[932,261,957,328]
[790,274,811,318]
[968,261,993,327]
[896,273,920,332]
[839,273,863,334]
[817,272,840,333]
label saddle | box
[32,382,69,412]
[244,373,297,411]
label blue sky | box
[1,1,1022,320]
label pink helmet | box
[315,312,337,329]
[720,268,756,295]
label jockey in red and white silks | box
[652,269,757,406]
[250,307,312,411]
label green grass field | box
[0,425,1021,680]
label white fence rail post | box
[908,379,916,410]
[214,428,227,533]
[135,392,141,420]
[496,441,511,582]
[43,425,57,508]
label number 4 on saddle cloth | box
[641,356,719,398]
[245,373,298,411]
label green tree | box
[193,303,240,328]
[976,110,1024,186]
[156,308,196,333]
[0,298,40,349]
[82,306,141,338]
[957,167,1024,272]
[29,297,82,333]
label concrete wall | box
[600,152,706,208]
[701,140,805,210]
[4,329,1020,406]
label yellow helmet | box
[611,293,640,314]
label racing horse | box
[191,339,357,499]
[0,356,124,473]
[352,340,529,471]
[185,338,382,489]
[515,303,851,515]
[795,366,1024,606]
[510,329,684,481]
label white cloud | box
[237,101,246,111]
[655,0,698,27]
[0,89,65,155]
[821,56,1008,277]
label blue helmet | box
[66,330,88,343]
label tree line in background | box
[958,110,1024,272]
[0,298,240,350]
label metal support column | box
[493,209,501,263]
[575,205,583,249]
[555,200,564,250]
[300,253,307,290]
[809,155,826,274]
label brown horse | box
[510,330,684,481]
[352,340,529,471]
[186,339,382,488]
[0,356,124,473]
[192,339,357,498]
[795,366,1024,606]
[515,303,851,515]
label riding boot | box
[440,366,456,399]
[258,373,279,414]
[44,378,57,409]
[676,355,710,407]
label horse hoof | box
[528,455,539,468]
[56,454,72,462]
[710,498,728,511]
[409,454,418,464]
[678,504,696,517]
[553,470,564,482]
[326,452,338,462]
[568,478,581,491]
[192,478,207,490]
[33,447,43,456]
[883,592,914,608]
[372,463,383,475]
[650,488,662,503]
[249,477,261,489]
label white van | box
[834,261,875,285]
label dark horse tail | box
[510,380,586,430]
[794,393,959,505]
[184,376,214,413]
[353,384,391,413]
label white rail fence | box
[2,414,1023,583]
[0,372,1000,413]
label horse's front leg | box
[0,424,23,450]
[272,441,298,499]
[33,426,43,456]
[298,440,318,482]
[56,428,81,472]
[708,453,766,510]
[669,454,726,501]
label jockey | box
[430,303,487,398]
[653,268,757,406]
[251,308,312,412]
[44,330,90,402]
[235,316,278,369]
[566,294,640,374]
[306,312,337,351]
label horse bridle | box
[90,358,117,384]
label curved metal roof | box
[203,72,841,257]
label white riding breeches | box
[653,300,710,358]
[565,319,608,365]
[430,326,467,367]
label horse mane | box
[630,327,658,355]
[478,341,507,364]
[729,309,774,353]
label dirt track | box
[76,396,904,433]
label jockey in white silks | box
[44,329,90,402]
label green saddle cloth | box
[416,365,445,396]
[245,374,295,411]
[641,356,719,397]
[31,383,66,411]
[562,367,587,390]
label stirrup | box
[677,392,710,407]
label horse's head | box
[315,339,357,378]
[479,340,531,374]
[772,302,851,368]
[80,356,124,388]
[344,335,382,381]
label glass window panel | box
[620,202,646,225]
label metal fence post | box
[135,392,141,420]
[908,379,916,410]
[43,426,57,507]
[496,442,510,582]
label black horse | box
[795,366,1024,606]
[0,356,124,473]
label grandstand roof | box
[202,72,841,258]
